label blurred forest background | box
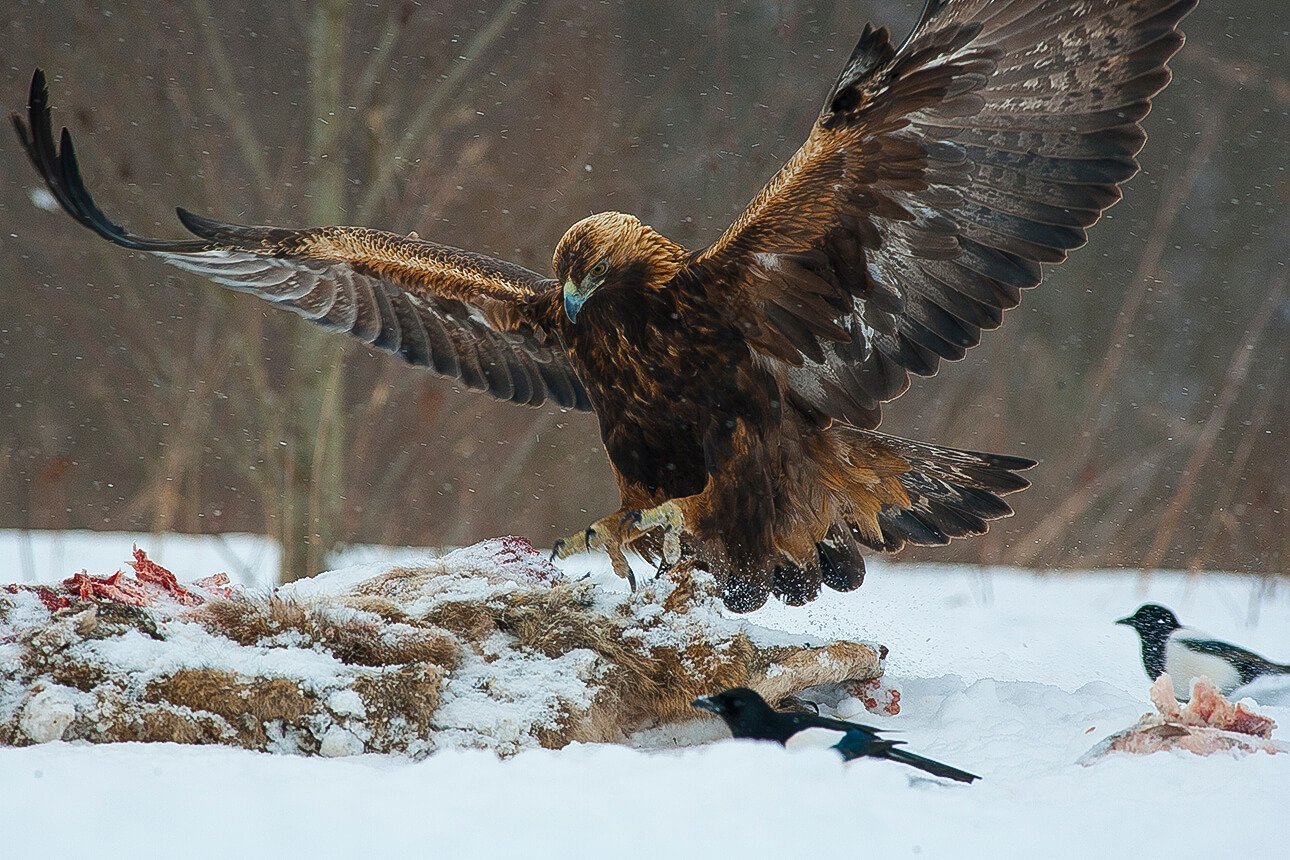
[1,0,1286,582]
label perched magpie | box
[692,687,979,783]
[1117,603,1290,698]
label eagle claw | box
[552,512,637,591]
[624,500,686,567]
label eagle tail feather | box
[842,430,1035,554]
[817,523,867,594]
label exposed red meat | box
[484,536,565,586]
[3,583,72,611]
[192,573,236,599]
[129,547,202,606]
[4,547,226,611]
[62,570,154,606]
[847,677,902,716]
[1177,676,1276,738]
[1082,673,1282,763]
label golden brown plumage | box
[14,0,1195,611]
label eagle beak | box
[691,696,722,715]
[562,280,586,324]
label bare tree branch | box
[356,0,528,220]
[1070,87,1234,470]
[1142,277,1287,570]
[187,0,274,189]
[350,3,415,124]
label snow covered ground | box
[2,529,1288,858]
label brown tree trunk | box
[278,0,351,583]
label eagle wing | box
[13,70,590,411]
[686,0,1195,427]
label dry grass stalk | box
[2,550,885,756]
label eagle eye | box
[589,260,609,279]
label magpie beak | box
[563,280,586,323]
[691,696,722,714]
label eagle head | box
[553,212,687,323]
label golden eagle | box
[14,0,1195,611]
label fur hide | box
[1,539,885,756]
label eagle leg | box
[624,501,686,567]
[551,511,638,590]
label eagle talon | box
[662,529,682,566]
[551,530,590,561]
[628,500,687,566]
[554,510,638,588]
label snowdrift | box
[0,539,885,756]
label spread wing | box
[13,70,590,411]
[686,0,1195,427]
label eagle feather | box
[13,0,1195,611]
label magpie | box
[1117,603,1290,698]
[692,687,979,783]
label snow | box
[16,686,82,744]
[1,529,281,589]
[2,530,1289,857]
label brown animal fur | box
[146,670,314,749]
[420,601,499,642]
[351,664,446,746]
[2,559,884,755]
[198,596,460,670]
[124,706,230,745]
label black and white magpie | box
[692,687,979,783]
[1116,603,1290,698]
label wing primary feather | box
[684,0,1193,428]
[15,69,591,412]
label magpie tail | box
[882,747,980,784]
[1245,655,1290,678]
[835,728,980,783]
